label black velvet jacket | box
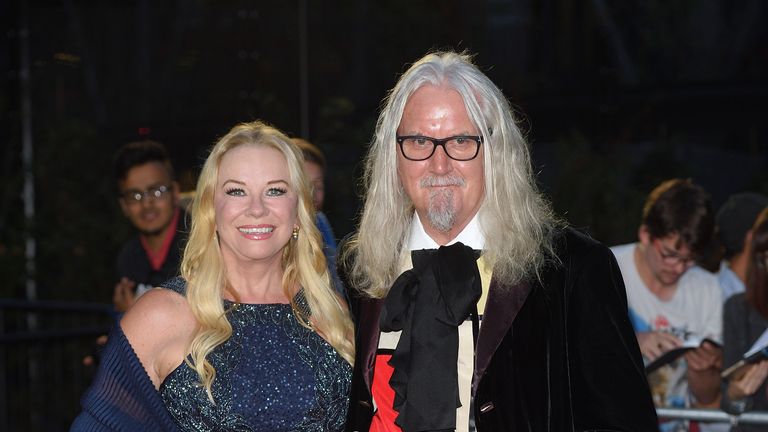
[343,227,659,431]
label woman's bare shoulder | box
[120,287,197,386]
[121,288,195,338]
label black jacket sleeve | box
[567,238,659,431]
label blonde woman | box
[72,121,354,431]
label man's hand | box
[113,277,137,313]
[82,334,109,367]
[686,340,724,406]
[727,360,768,401]
[636,331,682,361]
[685,340,723,372]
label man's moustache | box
[420,176,465,187]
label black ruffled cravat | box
[380,242,481,432]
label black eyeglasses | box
[120,185,171,203]
[396,135,483,161]
[651,239,696,267]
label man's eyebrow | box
[398,132,478,137]
[122,182,166,193]
[663,246,693,257]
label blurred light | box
[53,52,81,63]
[138,127,151,136]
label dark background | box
[2,0,767,308]
[1,1,767,429]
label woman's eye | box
[266,187,287,197]
[225,188,246,196]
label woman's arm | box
[121,288,196,389]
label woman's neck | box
[223,258,289,304]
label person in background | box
[342,51,657,431]
[82,141,189,368]
[291,137,342,293]
[721,207,768,428]
[611,178,723,432]
[716,193,768,302]
[113,140,188,312]
[72,121,354,431]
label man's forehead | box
[121,162,173,187]
[399,86,480,131]
[656,233,691,253]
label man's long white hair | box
[343,51,559,298]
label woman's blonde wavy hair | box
[343,51,560,298]
[181,120,354,402]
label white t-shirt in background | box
[611,243,723,432]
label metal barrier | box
[657,407,768,426]
[5,299,768,430]
[0,299,113,431]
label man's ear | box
[744,229,754,253]
[638,225,651,245]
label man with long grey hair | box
[341,51,658,431]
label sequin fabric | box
[158,277,351,431]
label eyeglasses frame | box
[396,135,484,161]
[651,238,696,267]
[120,184,172,204]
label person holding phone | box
[722,207,768,427]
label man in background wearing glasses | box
[342,51,657,431]
[112,140,187,312]
[611,178,724,432]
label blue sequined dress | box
[158,277,351,431]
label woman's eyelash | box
[267,187,287,196]
[225,187,245,196]
[225,186,287,196]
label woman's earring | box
[292,227,299,240]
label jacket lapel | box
[358,277,533,394]
[472,277,531,393]
[357,297,384,392]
